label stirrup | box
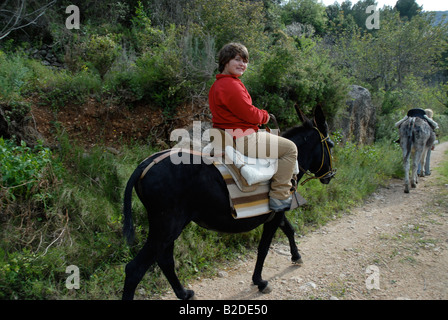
[269,196,292,212]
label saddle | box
[204,128,299,192]
[205,128,304,219]
[407,108,426,120]
[406,108,438,130]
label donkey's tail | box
[122,167,142,245]
[404,117,416,160]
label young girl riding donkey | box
[209,42,298,212]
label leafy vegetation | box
[1,0,448,299]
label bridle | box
[266,113,336,186]
[298,127,337,186]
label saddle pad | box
[225,146,277,186]
[214,163,271,219]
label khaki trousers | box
[235,131,298,200]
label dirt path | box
[158,142,448,300]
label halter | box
[299,127,336,186]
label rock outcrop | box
[336,85,377,145]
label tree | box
[325,2,358,38]
[0,0,56,40]
[395,0,422,21]
[262,0,283,33]
[191,0,267,52]
[351,0,377,29]
[144,0,190,28]
[281,0,328,35]
[332,10,447,92]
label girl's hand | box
[265,114,270,124]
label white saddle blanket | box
[224,146,299,186]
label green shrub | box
[0,138,57,200]
[132,25,186,113]
[129,1,164,53]
[244,39,348,129]
[86,34,121,80]
[103,48,141,104]
[0,53,31,103]
[0,249,55,299]
[37,67,102,109]
[434,114,448,139]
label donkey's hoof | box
[256,281,272,294]
[292,257,303,266]
[182,290,195,300]
[260,283,272,294]
[188,294,197,300]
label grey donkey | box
[399,117,435,193]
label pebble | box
[299,281,317,291]
[218,271,228,278]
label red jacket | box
[208,74,269,138]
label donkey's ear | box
[295,104,309,123]
[314,104,327,132]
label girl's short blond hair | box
[218,43,249,73]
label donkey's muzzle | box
[320,168,337,184]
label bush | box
[0,138,57,200]
[36,67,102,109]
[244,38,348,129]
[0,53,31,103]
[86,34,121,80]
[0,249,55,299]
[132,25,186,112]
[129,1,164,53]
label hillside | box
[430,10,448,25]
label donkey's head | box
[283,105,336,185]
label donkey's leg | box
[252,212,284,293]
[420,148,429,176]
[280,217,302,264]
[122,241,157,300]
[157,242,195,300]
[412,150,422,188]
[424,148,432,175]
[403,152,411,193]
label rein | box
[265,115,336,187]
[299,127,336,186]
